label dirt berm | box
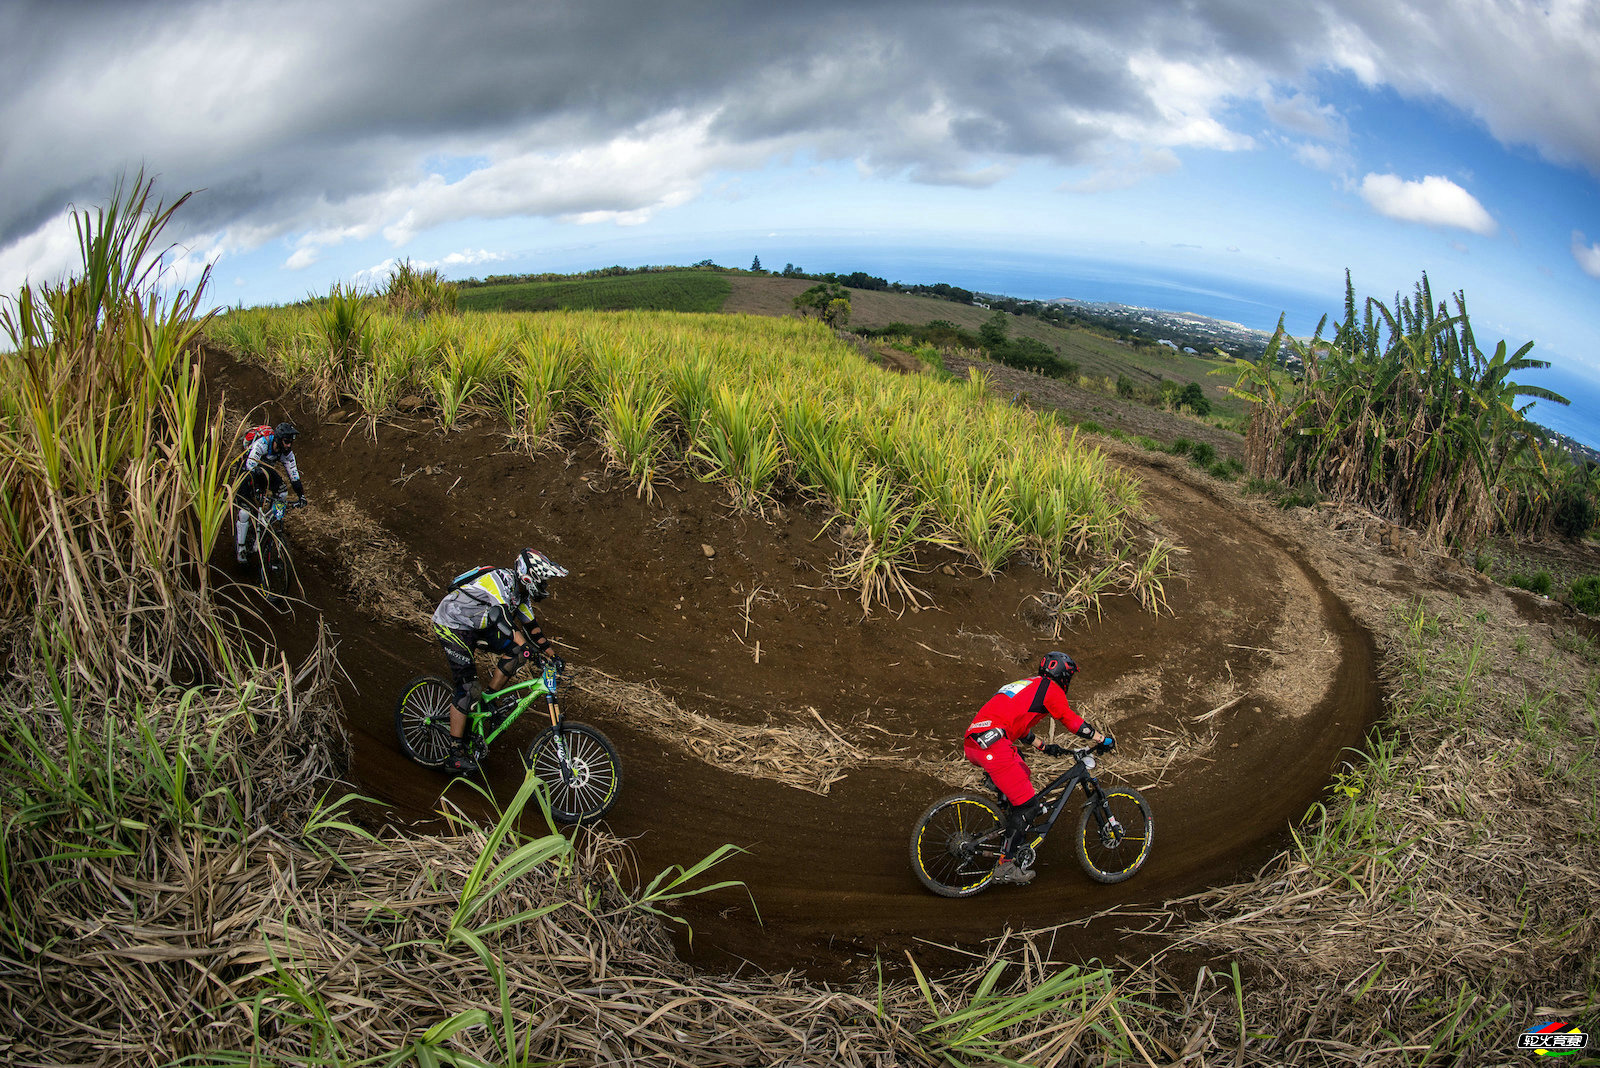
[213,352,1381,979]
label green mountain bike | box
[910,747,1152,896]
[242,495,304,598]
[394,661,622,822]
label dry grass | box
[1,641,1160,1067]
[1120,598,1600,1065]
[0,634,351,1064]
[295,494,434,631]
[572,666,912,795]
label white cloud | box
[1322,0,1600,177]
[0,207,226,301]
[1262,91,1348,143]
[354,248,511,287]
[284,246,320,270]
[1574,231,1600,279]
[1062,147,1181,193]
[1291,141,1354,174]
[1293,143,1334,171]
[265,112,750,268]
[1359,173,1497,235]
[0,213,81,297]
[1122,53,1256,152]
[3,0,1597,292]
[435,249,509,268]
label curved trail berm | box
[216,354,1377,977]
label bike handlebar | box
[1053,745,1113,767]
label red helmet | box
[1039,651,1077,687]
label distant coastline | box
[456,238,1600,451]
[769,245,1599,451]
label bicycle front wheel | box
[525,723,621,822]
[909,793,1004,897]
[395,676,456,769]
[1076,786,1153,884]
[257,527,292,597]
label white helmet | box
[515,548,567,602]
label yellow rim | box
[1083,791,1151,874]
[917,798,1001,888]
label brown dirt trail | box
[211,351,1377,978]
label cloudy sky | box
[5,1,1600,441]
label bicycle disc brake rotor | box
[1100,817,1125,848]
[553,740,597,788]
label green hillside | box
[455,268,1241,417]
[457,270,731,313]
[725,276,1244,418]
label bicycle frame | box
[470,661,562,747]
[247,496,302,549]
[992,749,1113,853]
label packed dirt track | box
[212,352,1379,978]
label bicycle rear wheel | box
[909,793,1004,897]
[1076,786,1153,884]
[257,526,292,597]
[395,676,456,769]
[525,723,621,822]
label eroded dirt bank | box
[212,353,1379,977]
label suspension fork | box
[1080,777,1116,836]
[546,696,575,785]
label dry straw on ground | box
[295,494,435,630]
[1,638,1157,1066]
[573,666,913,795]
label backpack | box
[240,424,273,451]
[447,565,500,594]
[446,565,515,620]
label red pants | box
[963,737,1036,806]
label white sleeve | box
[283,449,301,482]
[243,437,267,472]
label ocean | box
[753,243,1600,449]
[544,236,1600,449]
[754,244,1340,338]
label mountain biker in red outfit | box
[964,651,1114,885]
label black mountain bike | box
[910,747,1152,897]
[394,661,622,823]
[242,496,304,598]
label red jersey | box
[967,676,1084,741]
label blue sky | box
[4,1,1599,443]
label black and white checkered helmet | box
[515,548,567,602]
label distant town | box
[1038,297,1276,363]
